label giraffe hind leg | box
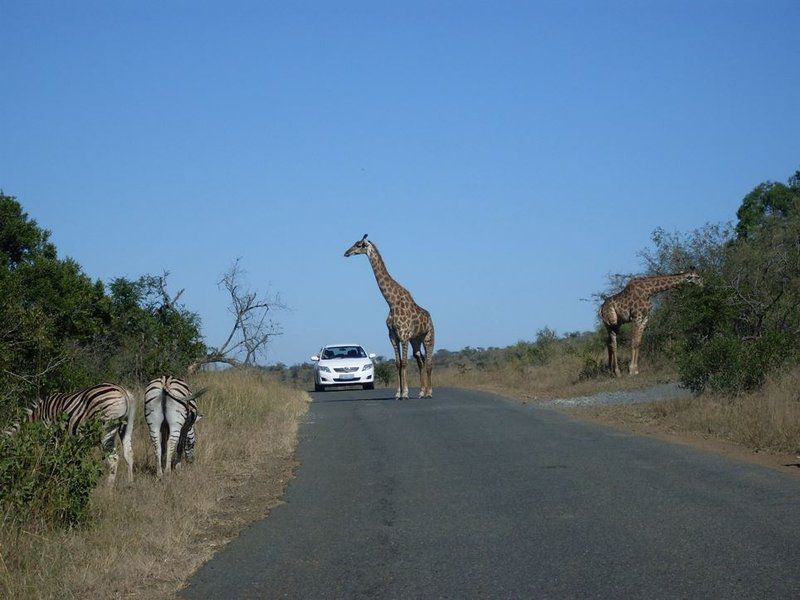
[389,329,403,399]
[400,341,409,399]
[412,338,426,398]
[423,329,434,397]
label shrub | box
[677,333,793,394]
[0,416,104,528]
[578,355,606,381]
[374,361,396,386]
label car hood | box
[317,358,371,369]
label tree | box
[105,273,205,382]
[189,259,284,371]
[735,170,800,239]
[0,194,111,420]
[0,193,56,269]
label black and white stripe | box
[7,383,136,486]
[144,376,206,477]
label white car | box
[311,344,376,392]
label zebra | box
[5,383,136,486]
[144,376,207,477]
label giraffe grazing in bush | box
[599,270,703,377]
[344,234,434,399]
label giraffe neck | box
[640,274,689,297]
[366,244,401,306]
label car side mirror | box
[311,355,320,362]
[368,353,376,359]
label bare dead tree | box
[189,259,285,372]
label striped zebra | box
[144,376,207,477]
[6,383,136,486]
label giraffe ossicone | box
[344,235,435,399]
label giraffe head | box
[681,268,704,287]
[344,234,372,258]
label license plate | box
[339,374,355,380]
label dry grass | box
[0,369,309,599]
[433,354,675,402]
[574,367,800,454]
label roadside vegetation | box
[432,328,673,401]
[578,168,800,454]
[436,168,800,457]
[0,194,307,598]
[1,369,308,599]
[575,367,800,455]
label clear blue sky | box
[2,1,798,365]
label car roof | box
[323,343,364,348]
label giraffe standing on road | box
[344,234,434,399]
[599,270,703,377]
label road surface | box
[182,387,800,599]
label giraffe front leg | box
[389,331,403,399]
[400,341,409,399]
[630,317,647,376]
[608,327,621,377]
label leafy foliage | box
[104,275,205,382]
[374,359,396,386]
[631,168,800,393]
[0,193,206,426]
[0,417,104,528]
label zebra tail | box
[121,387,136,445]
[159,386,169,465]
[164,386,210,404]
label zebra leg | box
[164,422,182,476]
[102,427,119,487]
[106,451,119,487]
[121,425,134,484]
[144,394,164,478]
[121,387,135,483]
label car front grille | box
[334,367,360,373]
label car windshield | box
[321,346,367,359]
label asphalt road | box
[182,387,800,599]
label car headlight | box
[362,363,373,371]
[319,366,331,372]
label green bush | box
[578,355,605,381]
[507,328,560,368]
[374,361,396,386]
[677,333,794,394]
[0,416,105,528]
